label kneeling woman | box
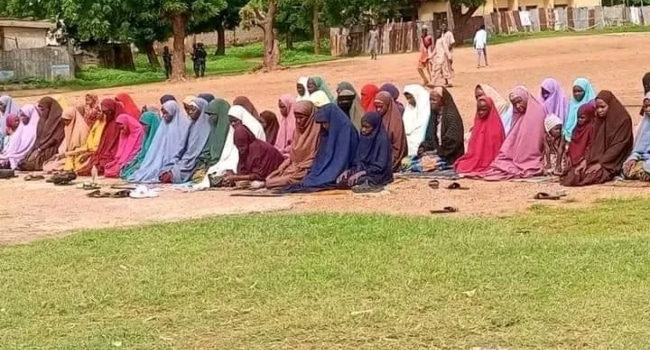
[221,124,284,186]
[283,103,359,192]
[561,91,633,186]
[266,101,320,189]
[337,112,393,189]
[622,92,650,181]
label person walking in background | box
[192,43,207,78]
[473,25,488,68]
[441,23,456,74]
[431,29,453,87]
[162,46,172,79]
[417,25,434,87]
[368,25,379,60]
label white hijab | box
[296,76,310,101]
[227,105,266,141]
[193,126,239,190]
[402,84,431,156]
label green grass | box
[2,198,650,349]
[485,24,650,46]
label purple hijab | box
[1,105,40,169]
[380,83,404,115]
[480,86,547,180]
[540,78,568,122]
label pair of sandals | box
[86,189,131,198]
[534,192,567,200]
[428,180,469,190]
[47,172,77,186]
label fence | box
[0,46,74,82]
[330,5,650,56]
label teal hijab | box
[564,78,596,141]
[120,112,161,179]
[310,76,335,103]
[196,98,231,168]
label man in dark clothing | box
[162,46,172,79]
[192,43,207,78]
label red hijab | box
[77,99,123,175]
[233,124,284,179]
[454,97,506,174]
[360,84,379,112]
[567,100,596,165]
[115,93,141,119]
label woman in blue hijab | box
[564,78,596,141]
[159,96,212,183]
[128,99,190,183]
[337,111,393,189]
[283,103,359,192]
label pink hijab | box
[1,105,40,169]
[104,113,144,178]
[480,86,547,180]
[275,94,296,157]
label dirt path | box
[3,33,650,245]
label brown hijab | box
[260,110,280,145]
[233,96,260,120]
[289,101,320,167]
[587,90,633,172]
[375,91,408,171]
[34,97,65,150]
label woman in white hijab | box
[308,90,331,108]
[192,126,239,190]
[227,105,266,141]
[402,84,431,156]
[296,76,310,101]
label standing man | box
[441,23,456,75]
[473,25,488,68]
[162,46,172,80]
[417,25,434,87]
[192,43,207,78]
[368,25,379,60]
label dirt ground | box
[4,32,650,245]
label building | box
[0,19,57,51]
[418,0,602,22]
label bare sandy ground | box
[3,33,650,245]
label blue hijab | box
[627,92,650,172]
[198,93,215,102]
[128,100,190,183]
[352,112,393,186]
[288,103,358,191]
[564,78,596,141]
[164,97,212,183]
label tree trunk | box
[170,11,187,81]
[144,42,161,68]
[262,0,279,71]
[312,2,320,55]
[216,22,226,56]
[450,5,479,42]
[285,31,294,50]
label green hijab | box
[120,112,161,179]
[337,81,357,95]
[310,76,335,103]
[196,98,231,168]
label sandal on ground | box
[24,174,45,181]
[534,192,567,200]
[352,181,383,194]
[430,206,458,214]
[447,182,469,190]
[81,182,101,190]
[51,172,77,186]
[87,190,110,198]
[110,190,131,198]
[428,180,440,189]
[0,169,16,179]
[129,185,159,199]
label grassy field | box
[2,198,650,349]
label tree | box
[276,0,310,50]
[312,0,320,54]
[449,0,485,38]
[138,0,226,80]
[240,0,279,71]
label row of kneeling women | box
[0,74,647,190]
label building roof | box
[0,19,56,30]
